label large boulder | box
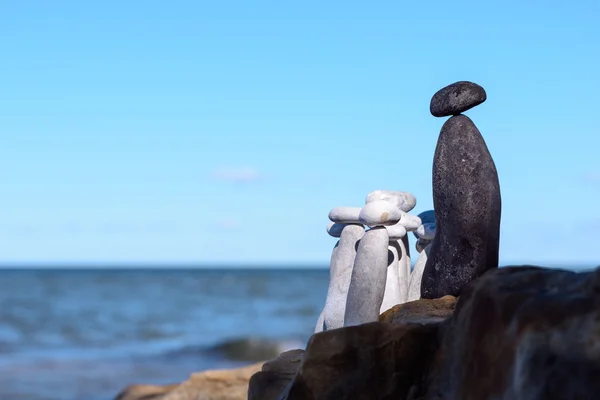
[427,265,600,400]
[248,298,455,400]
[251,266,600,400]
[280,322,440,400]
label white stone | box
[385,222,407,240]
[358,200,402,227]
[416,223,436,240]
[365,190,417,212]
[380,237,411,313]
[398,235,411,301]
[406,243,431,302]
[398,212,421,231]
[321,224,365,331]
[314,310,325,333]
[328,207,362,224]
[344,227,389,326]
[327,221,361,238]
[380,244,402,313]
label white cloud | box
[211,166,262,183]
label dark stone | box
[430,81,487,117]
[249,302,452,400]
[279,321,442,400]
[426,265,600,400]
[248,350,304,400]
[250,267,600,399]
[249,267,600,400]
[421,114,501,299]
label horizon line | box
[0,261,597,271]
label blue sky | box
[1,1,599,267]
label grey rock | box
[380,237,411,313]
[379,244,403,313]
[314,310,325,333]
[399,212,421,231]
[430,81,487,117]
[322,224,365,330]
[327,221,362,238]
[400,235,411,289]
[407,243,431,302]
[344,227,389,326]
[328,207,362,224]
[365,190,416,213]
[358,200,402,226]
[385,222,407,240]
[421,114,501,299]
[395,236,411,305]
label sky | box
[1,0,599,267]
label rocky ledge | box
[249,265,600,400]
[115,362,264,400]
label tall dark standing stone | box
[420,107,501,299]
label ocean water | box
[0,268,329,400]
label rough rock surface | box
[421,114,501,299]
[251,266,600,400]
[115,362,263,400]
[430,81,487,117]
[379,295,456,325]
[426,265,600,400]
[280,322,441,400]
[249,297,455,400]
[248,350,305,400]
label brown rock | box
[379,296,457,325]
[280,320,443,399]
[427,265,600,400]
[115,384,179,400]
[249,298,456,400]
[250,266,600,400]
[248,349,304,400]
[115,362,263,400]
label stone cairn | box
[421,81,501,299]
[315,80,502,331]
[315,191,437,332]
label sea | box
[0,268,330,400]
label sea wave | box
[164,336,306,363]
